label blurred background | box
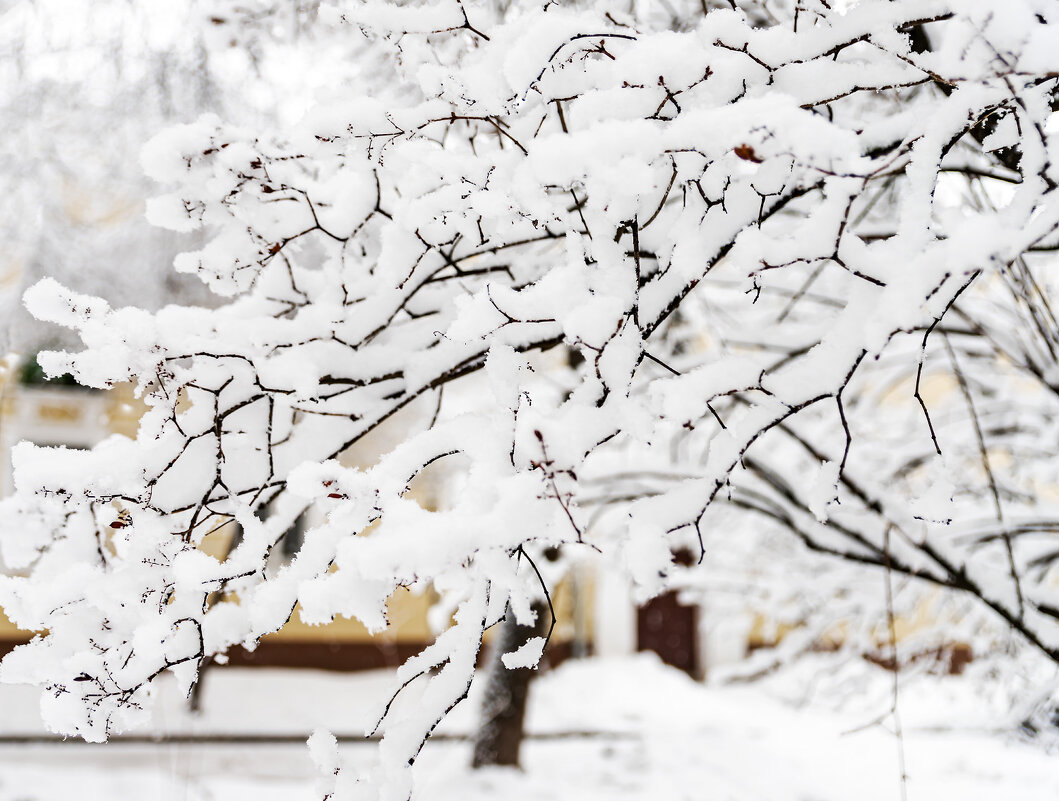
[1,3,1058,800]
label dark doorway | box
[637,591,699,677]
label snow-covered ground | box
[0,654,1056,801]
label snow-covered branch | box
[3,1,1059,798]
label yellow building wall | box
[0,378,441,653]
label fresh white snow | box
[0,654,1055,801]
